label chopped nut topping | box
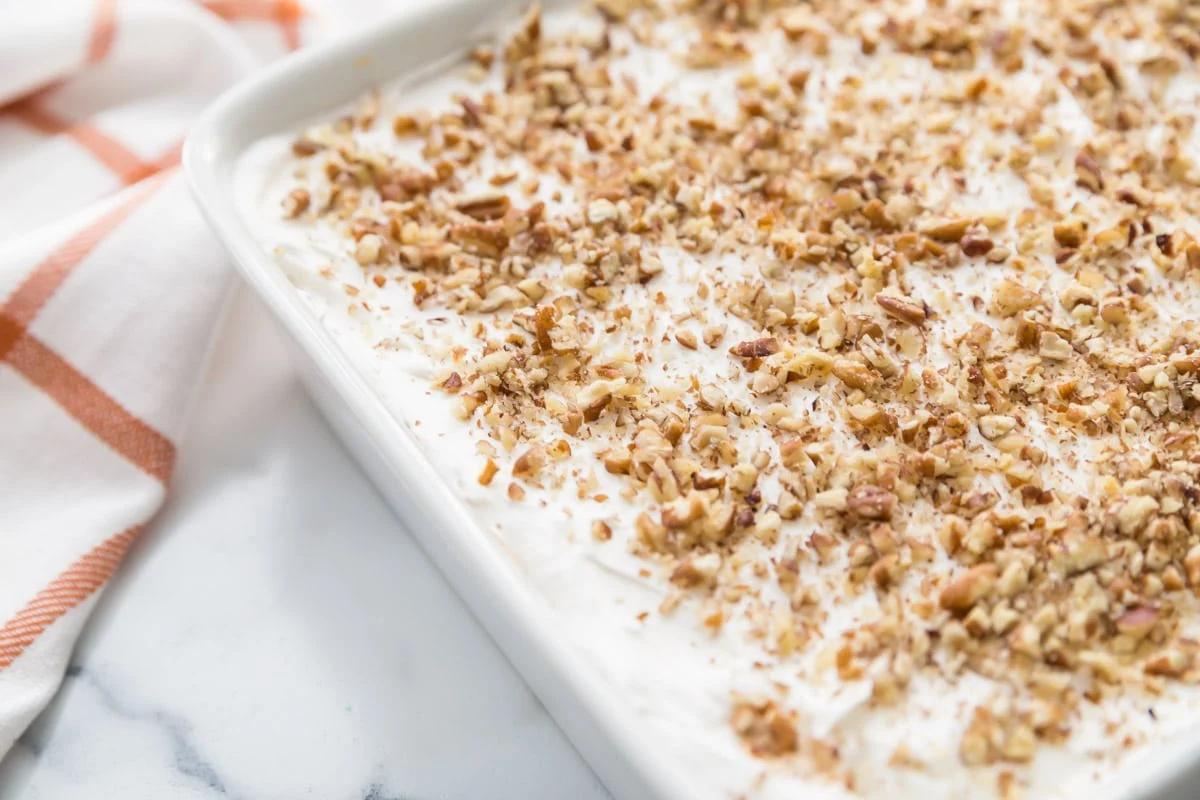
[875,295,926,326]
[847,483,897,520]
[960,236,994,257]
[729,337,781,358]
[940,564,997,616]
[990,279,1042,318]
[920,217,971,242]
[275,0,1200,790]
[478,458,499,487]
[731,695,799,757]
[282,188,310,218]
[455,192,512,220]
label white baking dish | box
[184,2,1200,798]
[183,3,684,799]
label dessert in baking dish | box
[242,0,1200,796]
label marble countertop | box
[0,288,613,800]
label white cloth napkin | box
[0,0,336,755]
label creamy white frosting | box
[233,4,1200,797]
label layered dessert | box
[237,0,1200,796]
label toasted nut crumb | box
[392,115,419,136]
[833,359,877,391]
[960,236,995,257]
[940,564,998,616]
[693,469,725,490]
[1186,243,1200,271]
[1117,495,1158,535]
[1144,650,1190,677]
[512,446,546,478]
[1075,153,1104,192]
[1038,331,1073,361]
[591,520,613,541]
[921,217,972,242]
[848,483,897,519]
[876,295,926,326]
[978,415,1017,439]
[1053,219,1086,247]
[1061,535,1107,575]
[731,696,799,757]
[671,552,721,587]
[1185,544,1200,588]
[603,450,632,474]
[730,338,780,358]
[291,138,322,156]
[586,198,619,226]
[1000,726,1036,763]
[814,488,848,512]
[663,492,707,528]
[990,279,1042,317]
[870,554,902,589]
[1115,606,1158,640]
[282,188,310,218]
[354,234,383,265]
[455,192,512,220]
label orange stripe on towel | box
[8,98,178,186]
[0,174,165,331]
[4,334,176,483]
[203,0,305,50]
[0,176,175,483]
[87,0,118,64]
[0,526,142,669]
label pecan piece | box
[960,235,994,257]
[1115,606,1158,640]
[450,221,509,257]
[920,217,972,242]
[1075,152,1104,192]
[847,483,897,519]
[730,337,781,358]
[670,552,721,587]
[731,697,799,757]
[940,564,998,616]
[533,304,557,352]
[455,192,511,221]
[875,295,926,326]
[291,137,323,157]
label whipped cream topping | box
[234,2,1200,797]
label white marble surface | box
[0,287,613,800]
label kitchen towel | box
[0,0,311,755]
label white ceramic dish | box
[184,3,1200,798]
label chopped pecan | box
[876,295,926,326]
[291,138,323,157]
[940,564,998,616]
[730,338,781,358]
[1075,152,1104,192]
[847,483,897,519]
[920,217,972,242]
[450,221,509,257]
[960,235,994,257]
[455,192,511,220]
